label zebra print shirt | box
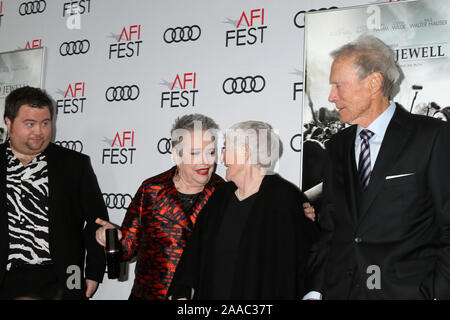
[6,146,52,271]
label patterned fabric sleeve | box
[120,183,151,261]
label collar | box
[6,142,47,166]
[356,101,396,140]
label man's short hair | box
[331,35,402,99]
[4,86,54,123]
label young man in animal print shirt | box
[0,86,108,300]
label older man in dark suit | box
[305,35,450,300]
[0,86,108,299]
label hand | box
[95,218,122,247]
[85,279,98,299]
[303,202,316,222]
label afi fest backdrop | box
[0,0,447,300]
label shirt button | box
[354,237,363,244]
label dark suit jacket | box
[170,174,319,299]
[0,142,109,299]
[307,104,450,299]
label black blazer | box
[0,142,109,298]
[308,105,450,299]
[170,173,319,299]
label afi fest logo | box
[160,72,199,108]
[102,131,136,165]
[108,25,143,59]
[63,0,91,30]
[25,39,42,49]
[225,8,267,47]
[56,82,87,115]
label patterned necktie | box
[358,129,375,190]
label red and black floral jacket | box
[120,166,223,299]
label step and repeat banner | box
[0,0,409,299]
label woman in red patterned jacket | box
[96,114,223,299]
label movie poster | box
[302,0,449,200]
[0,47,45,143]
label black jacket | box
[0,142,109,299]
[170,173,318,299]
[307,105,450,299]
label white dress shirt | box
[354,101,396,170]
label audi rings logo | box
[55,140,84,153]
[105,85,140,102]
[19,0,46,15]
[163,25,201,43]
[223,75,265,95]
[294,7,338,28]
[103,193,133,210]
[59,40,90,56]
[157,138,172,154]
[290,134,302,152]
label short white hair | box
[226,120,283,174]
[331,34,402,99]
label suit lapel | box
[45,143,60,253]
[356,105,411,228]
[0,143,8,267]
[343,126,360,224]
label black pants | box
[0,264,62,300]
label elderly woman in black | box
[170,120,318,299]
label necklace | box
[178,192,199,204]
[178,191,200,214]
